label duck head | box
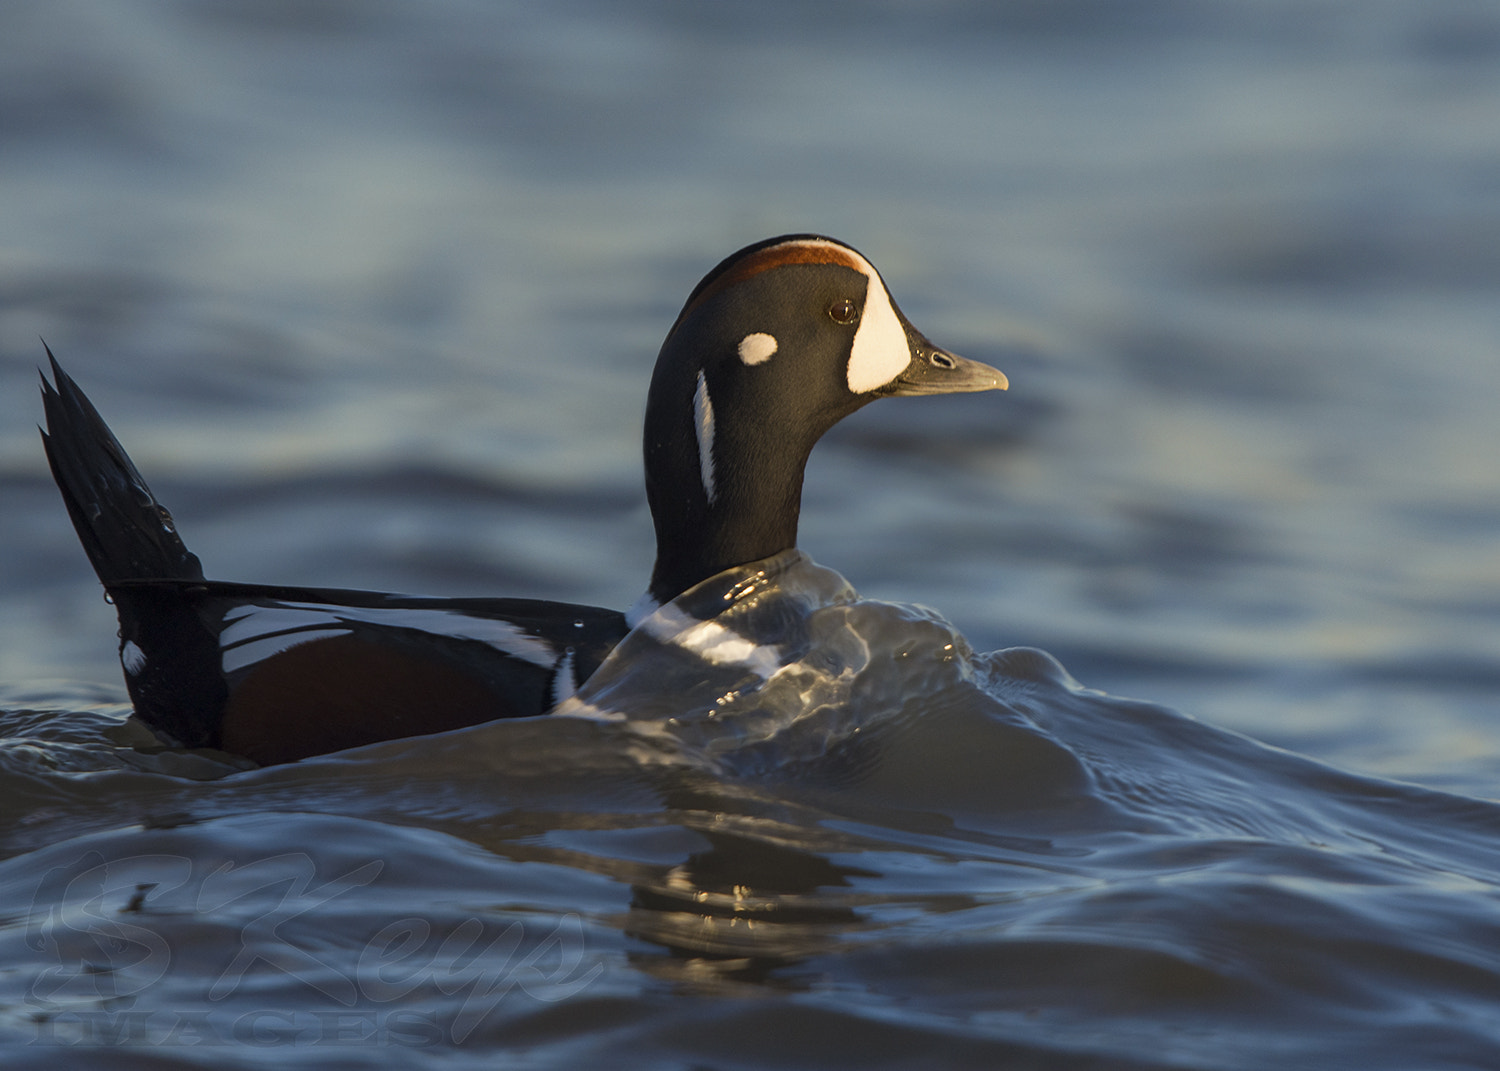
[641,234,1008,612]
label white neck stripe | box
[693,370,717,504]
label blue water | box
[4,2,1500,1067]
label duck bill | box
[881,324,1009,396]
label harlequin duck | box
[41,234,1007,764]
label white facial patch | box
[846,270,912,393]
[738,332,778,366]
[694,370,718,504]
[743,237,913,394]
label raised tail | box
[40,346,228,749]
[39,345,204,586]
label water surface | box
[4,2,1500,1067]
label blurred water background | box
[3,2,1500,1068]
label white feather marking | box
[218,601,558,675]
[846,269,911,393]
[625,591,660,629]
[220,606,344,646]
[223,630,349,674]
[550,648,578,707]
[640,604,784,680]
[757,237,910,393]
[549,696,626,722]
[737,332,778,366]
[693,370,717,504]
[121,640,147,676]
[415,613,557,665]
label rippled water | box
[5,558,1500,1068]
[4,2,1500,1067]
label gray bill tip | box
[887,350,1008,396]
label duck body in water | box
[40,234,1007,764]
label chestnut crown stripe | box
[668,237,874,336]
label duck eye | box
[827,298,858,325]
[928,351,956,369]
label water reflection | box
[627,824,872,986]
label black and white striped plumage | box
[40,235,1006,764]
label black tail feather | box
[40,346,227,749]
[39,344,205,586]
[35,346,625,759]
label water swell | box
[5,556,1500,1065]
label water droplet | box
[573,620,584,629]
[103,592,115,605]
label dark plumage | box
[41,235,1006,764]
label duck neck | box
[642,379,816,607]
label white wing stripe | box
[223,629,349,674]
[220,606,345,646]
[219,602,559,673]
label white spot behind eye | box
[738,332,778,365]
[846,271,911,393]
[694,370,717,504]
